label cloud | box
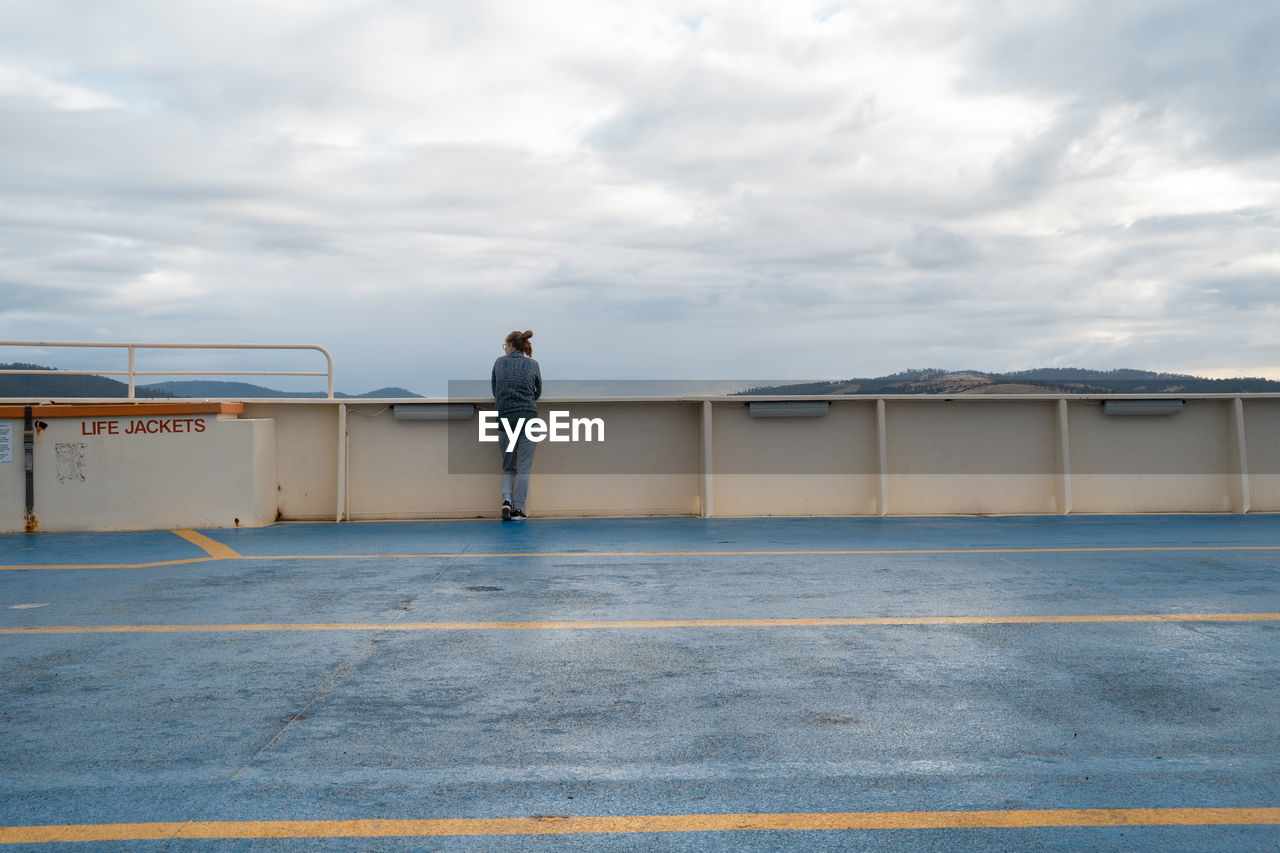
[0,0,1276,392]
[895,226,981,270]
[964,0,1280,161]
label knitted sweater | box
[491,351,542,418]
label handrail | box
[0,341,335,399]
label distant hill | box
[0,365,421,399]
[738,368,1280,396]
[7,362,1277,400]
[0,363,174,398]
[138,380,422,399]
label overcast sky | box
[1,0,1277,394]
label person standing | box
[491,329,542,520]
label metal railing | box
[0,341,335,399]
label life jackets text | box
[82,418,207,436]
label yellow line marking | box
[254,545,1280,560]
[2,808,1278,842]
[170,529,242,560]
[3,543,1277,571]
[4,612,1278,635]
[0,531,242,570]
[0,558,218,571]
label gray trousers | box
[501,428,537,511]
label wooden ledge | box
[0,402,243,418]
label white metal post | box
[700,400,714,518]
[876,399,889,516]
[1232,397,1251,514]
[1058,397,1072,514]
[336,403,348,522]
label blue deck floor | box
[2,515,1279,850]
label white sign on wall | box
[0,423,13,463]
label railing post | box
[336,403,348,522]
[700,400,714,517]
[127,346,136,400]
[1231,397,1251,514]
[1058,398,1072,514]
[876,399,889,516]
[318,346,335,399]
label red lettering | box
[88,417,209,436]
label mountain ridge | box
[5,363,1280,399]
[737,368,1280,396]
[0,365,420,399]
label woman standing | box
[491,329,542,520]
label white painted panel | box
[884,400,1059,514]
[243,403,337,521]
[711,401,878,516]
[1245,399,1280,511]
[1069,399,1232,512]
[1,414,276,532]
[344,401,699,518]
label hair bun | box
[522,330,533,339]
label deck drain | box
[464,585,504,592]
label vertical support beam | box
[700,400,714,517]
[1231,397,1251,514]
[23,405,35,532]
[336,403,348,522]
[876,399,889,516]
[127,346,136,400]
[1057,398,1072,515]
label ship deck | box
[2,514,1280,850]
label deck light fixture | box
[747,401,831,418]
[1101,399,1184,416]
[392,403,477,421]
